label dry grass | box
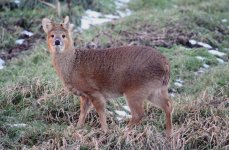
[0,0,229,149]
[2,79,227,149]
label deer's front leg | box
[77,96,91,128]
[90,92,108,133]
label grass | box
[0,0,229,149]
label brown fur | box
[42,16,173,136]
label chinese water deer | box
[42,16,173,136]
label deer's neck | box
[52,49,78,84]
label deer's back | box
[70,46,170,97]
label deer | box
[42,16,173,136]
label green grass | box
[0,0,229,149]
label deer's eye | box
[62,35,65,38]
[51,35,54,38]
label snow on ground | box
[203,63,210,69]
[9,123,27,128]
[115,110,130,117]
[189,39,213,49]
[0,58,5,69]
[196,56,205,61]
[194,68,205,75]
[217,58,224,64]
[174,82,183,87]
[15,39,25,45]
[221,19,228,23]
[21,30,34,37]
[208,50,226,57]
[174,78,184,87]
[123,105,131,112]
[81,0,131,30]
[197,42,212,49]
[115,110,131,121]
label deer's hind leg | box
[124,91,146,126]
[147,88,173,136]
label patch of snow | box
[176,79,184,84]
[0,58,5,70]
[115,110,127,117]
[195,68,205,75]
[14,0,20,5]
[221,19,228,23]
[9,123,27,128]
[119,0,131,3]
[217,58,224,64]
[196,56,205,61]
[15,39,25,45]
[115,110,131,121]
[115,1,123,9]
[123,105,131,112]
[189,39,197,45]
[81,16,113,30]
[117,117,123,121]
[208,50,226,57]
[21,30,34,37]
[104,14,119,19]
[117,9,132,17]
[203,63,210,68]
[81,0,131,30]
[174,82,183,87]
[197,42,212,49]
[189,40,213,49]
[170,93,175,97]
[85,10,102,18]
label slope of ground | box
[0,0,228,149]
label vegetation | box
[0,0,228,149]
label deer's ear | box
[62,16,71,30]
[42,18,53,33]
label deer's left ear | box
[42,18,53,33]
[61,16,74,31]
[62,16,70,30]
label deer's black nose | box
[55,40,60,45]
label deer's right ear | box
[42,18,53,33]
